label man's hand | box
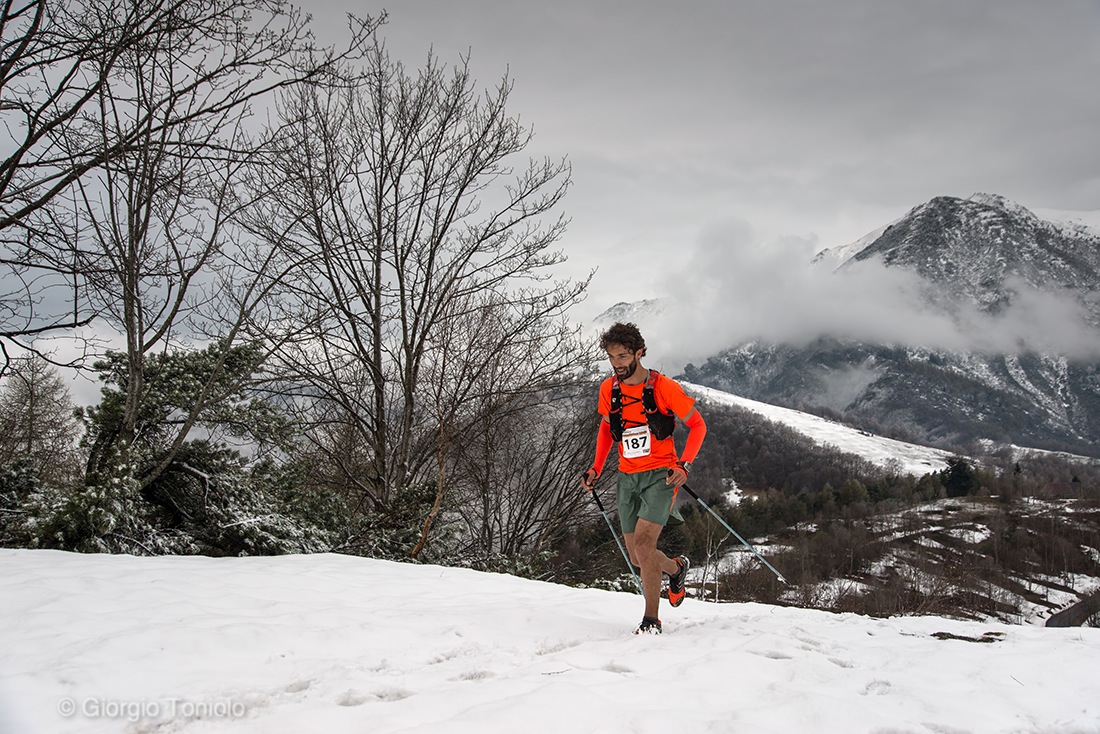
[580,468,599,492]
[665,465,688,487]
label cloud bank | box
[641,217,1100,372]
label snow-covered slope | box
[810,218,896,267]
[686,381,952,476]
[2,550,1098,734]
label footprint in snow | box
[283,679,312,694]
[750,649,793,660]
[337,688,411,706]
[862,679,892,696]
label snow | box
[991,441,1100,467]
[968,193,1040,223]
[2,550,1098,734]
[1033,206,1100,237]
[944,525,993,545]
[685,382,953,476]
[811,218,897,267]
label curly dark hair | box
[599,322,646,356]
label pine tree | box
[0,355,81,482]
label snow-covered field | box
[3,550,1098,734]
[685,382,953,476]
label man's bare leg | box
[625,518,680,619]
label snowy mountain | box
[686,194,1100,457]
[2,549,1098,734]
[586,298,667,340]
[834,193,1100,320]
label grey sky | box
[309,1,1100,349]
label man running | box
[581,322,707,634]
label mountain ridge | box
[837,193,1100,322]
[608,193,1100,457]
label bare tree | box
[242,38,592,552]
[0,0,377,372]
[445,379,599,563]
[17,2,382,494]
[0,0,192,229]
[0,0,149,369]
[412,301,597,561]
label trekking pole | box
[680,483,789,585]
[586,481,643,594]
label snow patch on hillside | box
[685,382,952,476]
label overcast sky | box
[307,1,1100,364]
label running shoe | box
[667,555,690,607]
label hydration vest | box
[609,369,676,442]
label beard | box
[615,358,639,380]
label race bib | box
[621,425,652,459]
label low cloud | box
[642,217,1100,372]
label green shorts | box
[616,467,683,534]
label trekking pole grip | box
[591,487,608,513]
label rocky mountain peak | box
[834,194,1100,319]
[966,192,1039,220]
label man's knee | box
[634,545,657,567]
[623,534,638,566]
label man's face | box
[606,343,640,380]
